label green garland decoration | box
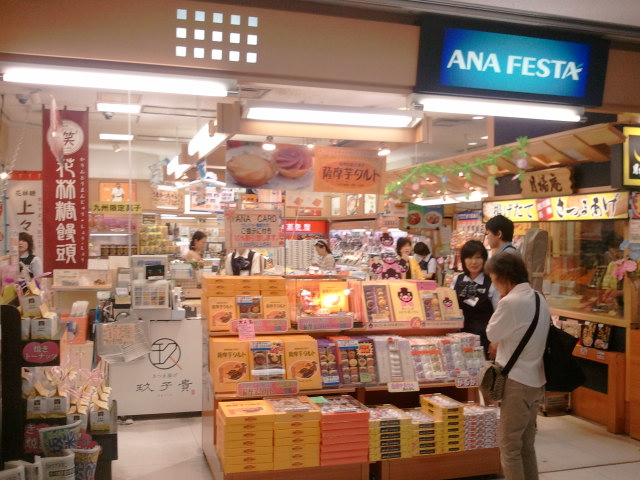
[385,136,529,199]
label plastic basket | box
[95,319,151,363]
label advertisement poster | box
[483,192,629,222]
[455,210,484,237]
[345,194,361,216]
[7,171,43,259]
[152,189,180,210]
[99,182,136,202]
[403,204,444,229]
[225,209,284,249]
[313,146,384,194]
[331,196,341,216]
[42,109,89,271]
[285,190,324,216]
[225,143,314,191]
[364,194,377,215]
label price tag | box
[579,347,588,356]
[455,376,479,388]
[387,381,420,393]
[100,323,135,346]
[237,319,256,340]
[236,380,299,397]
[596,350,606,361]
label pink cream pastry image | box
[273,145,313,179]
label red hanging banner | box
[42,109,89,271]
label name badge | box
[464,296,479,307]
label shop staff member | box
[184,231,207,263]
[450,240,499,354]
[311,240,335,271]
[485,215,519,255]
[414,241,437,280]
[19,232,43,280]
[226,249,262,276]
[396,237,424,280]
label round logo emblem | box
[149,337,181,370]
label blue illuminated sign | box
[415,15,609,107]
[440,28,591,98]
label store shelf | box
[551,307,627,328]
[52,285,113,290]
[208,327,462,337]
[214,387,357,401]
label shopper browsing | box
[485,214,519,255]
[413,241,437,280]
[18,232,43,280]
[311,240,335,271]
[450,240,499,355]
[396,237,424,280]
[184,231,207,264]
[485,252,549,480]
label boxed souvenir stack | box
[403,408,444,456]
[248,337,285,381]
[203,276,241,331]
[408,337,448,383]
[437,336,468,379]
[216,400,275,473]
[317,339,340,388]
[317,395,370,466]
[370,335,415,385]
[420,393,465,453]
[266,396,322,470]
[462,405,499,451]
[283,335,322,390]
[447,332,485,377]
[368,404,413,461]
[328,335,378,386]
[209,338,250,393]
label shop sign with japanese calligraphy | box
[282,220,328,235]
[42,109,89,271]
[313,146,384,194]
[91,202,142,214]
[225,209,284,249]
[623,126,640,187]
[376,215,401,229]
[483,191,629,222]
[520,167,573,197]
[7,171,43,259]
[151,188,180,210]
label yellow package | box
[283,335,321,390]
[209,338,250,392]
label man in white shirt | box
[485,252,549,480]
[111,183,125,202]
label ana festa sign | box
[416,15,609,106]
[42,109,89,271]
[483,191,628,222]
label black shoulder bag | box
[479,293,540,402]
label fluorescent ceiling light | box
[2,65,233,97]
[97,102,142,114]
[99,133,133,141]
[245,101,421,128]
[415,95,583,122]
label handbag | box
[543,314,586,392]
[479,292,541,402]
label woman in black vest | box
[19,232,43,280]
[450,240,499,355]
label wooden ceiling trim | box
[526,141,578,165]
[545,135,609,163]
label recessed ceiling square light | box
[97,103,142,114]
[99,133,134,141]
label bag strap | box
[501,292,540,376]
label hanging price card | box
[237,319,256,340]
[236,380,299,397]
[455,376,479,388]
[387,381,420,393]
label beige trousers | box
[499,378,543,480]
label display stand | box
[571,345,625,434]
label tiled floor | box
[112,413,640,479]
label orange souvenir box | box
[217,399,276,425]
[274,444,318,458]
[419,393,464,422]
[207,297,236,331]
[282,335,322,390]
[209,338,250,392]
[265,396,322,422]
[261,296,290,320]
[274,435,320,447]
[273,458,319,470]
[320,440,369,454]
[273,420,319,431]
[223,462,273,474]
[274,429,321,440]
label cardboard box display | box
[261,296,289,319]
[222,453,273,465]
[221,445,274,457]
[207,297,236,331]
[265,396,322,422]
[282,335,321,390]
[316,395,369,423]
[388,281,424,327]
[361,282,394,325]
[218,399,275,424]
[30,317,59,340]
[209,338,250,392]
[223,462,273,473]
[274,444,319,457]
[219,437,273,449]
[274,428,320,440]
[274,435,320,446]
[248,337,285,381]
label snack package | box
[389,281,424,327]
[408,337,447,382]
[317,339,340,388]
[209,338,250,392]
[283,335,321,390]
[581,322,597,348]
[361,282,394,325]
[249,337,285,381]
[594,323,612,350]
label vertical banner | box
[7,171,44,259]
[42,109,89,271]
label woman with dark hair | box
[450,240,499,353]
[311,239,335,270]
[184,231,207,263]
[485,252,549,480]
[396,237,424,280]
[19,231,43,279]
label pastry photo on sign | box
[225,143,314,190]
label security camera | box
[16,93,30,105]
[103,111,114,120]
